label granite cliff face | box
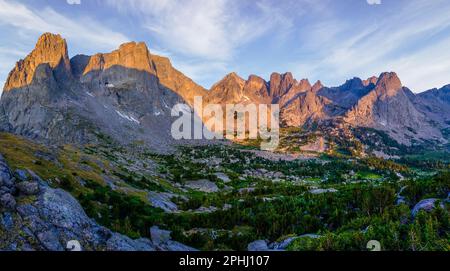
[205,70,447,145]
[3,33,72,92]
[413,85,450,129]
[1,33,449,148]
[344,72,443,144]
[0,33,206,152]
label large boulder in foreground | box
[0,154,197,251]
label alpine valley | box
[0,33,448,251]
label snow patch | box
[86,92,94,97]
[115,110,140,124]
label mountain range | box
[1,33,449,152]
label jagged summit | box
[311,80,324,92]
[363,76,378,86]
[269,72,295,98]
[0,32,449,148]
[0,33,206,151]
[82,41,153,76]
[374,72,402,97]
[4,33,71,92]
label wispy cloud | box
[0,0,129,51]
[67,0,81,4]
[367,0,381,5]
[104,0,292,61]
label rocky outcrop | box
[318,77,372,109]
[206,72,246,104]
[411,198,445,217]
[281,90,334,127]
[185,180,219,193]
[269,72,295,100]
[344,72,443,144]
[0,154,196,251]
[247,234,321,251]
[1,32,449,149]
[414,85,450,129]
[0,33,206,152]
[3,33,71,92]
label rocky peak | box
[374,72,402,97]
[298,79,312,90]
[82,41,153,77]
[207,72,246,104]
[311,80,324,92]
[244,75,270,101]
[4,32,71,92]
[269,72,295,98]
[341,77,364,90]
[363,76,378,86]
[219,72,246,87]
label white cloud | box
[104,0,292,62]
[367,0,381,5]
[67,0,81,4]
[0,0,129,52]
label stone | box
[309,188,338,194]
[147,191,179,213]
[106,233,155,251]
[14,169,29,182]
[185,180,219,193]
[16,181,40,195]
[164,240,198,251]
[214,172,231,183]
[0,193,16,210]
[412,198,445,217]
[247,240,269,251]
[0,212,14,231]
[37,230,64,251]
[150,226,172,245]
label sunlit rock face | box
[344,72,443,144]
[4,33,72,92]
[0,33,206,152]
[0,33,448,149]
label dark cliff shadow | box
[0,58,211,152]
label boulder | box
[164,240,198,251]
[147,191,179,213]
[185,180,219,193]
[16,181,40,195]
[150,226,172,245]
[0,156,14,189]
[214,172,231,183]
[269,234,321,250]
[14,169,29,182]
[247,240,269,251]
[106,233,155,251]
[309,188,338,194]
[0,193,16,210]
[412,199,445,217]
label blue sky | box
[1,0,450,95]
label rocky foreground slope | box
[0,154,196,251]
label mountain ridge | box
[1,33,449,151]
